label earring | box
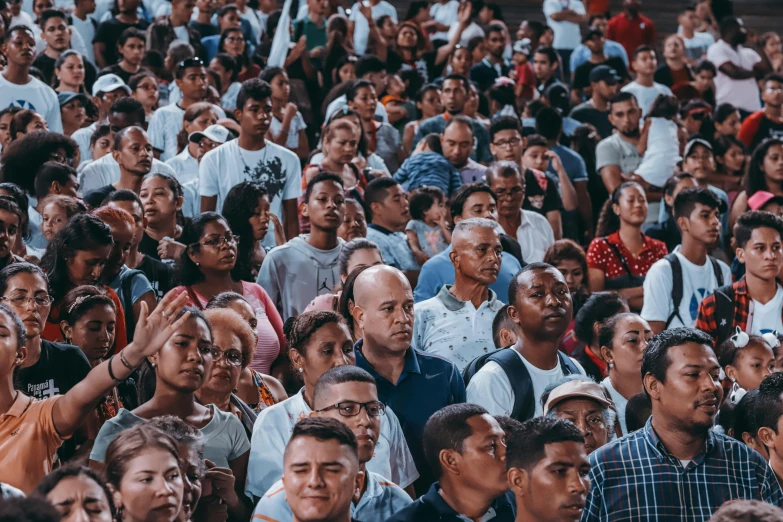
[607,363,614,369]
[196,262,200,266]
[298,367,303,373]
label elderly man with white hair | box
[412,217,505,371]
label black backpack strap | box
[714,283,736,346]
[558,351,581,375]
[665,253,685,328]
[603,238,633,277]
[486,348,534,421]
[709,257,724,286]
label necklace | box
[237,142,270,174]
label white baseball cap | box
[92,74,131,97]
[188,124,231,145]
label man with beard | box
[93,0,150,69]
[595,92,642,200]
[641,188,731,333]
[470,24,511,93]
[707,17,768,115]
[582,328,783,522]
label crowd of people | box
[3,0,783,520]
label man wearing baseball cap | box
[572,29,629,105]
[71,74,132,161]
[175,123,233,218]
[570,65,622,139]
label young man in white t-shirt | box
[542,0,586,79]
[696,211,783,345]
[466,263,585,420]
[677,5,714,64]
[200,78,301,246]
[0,25,62,133]
[642,188,732,334]
[620,46,672,117]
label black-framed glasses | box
[211,347,244,366]
[493,137,522,148]
[1,294,53,308]
[195,234,239,249]
[316,401,386,418]
[49,151,74,166]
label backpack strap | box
[603,238,633,277]
[665,253,685,328]
[709,256,724,286]
[486,348,534,421]
[714,283,736,346]
[557,351,580,375]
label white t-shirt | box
[72,121,98,162]
[429,0,459,41]
[71,15,97,64]
[543,0,586,51]
[10,12,35,31]
[466,349,586,418]
[0,74,62,133]
[181,179,200,218]
[681,31,715,62]
[173,24,190,43]
[349,0,398,56]
[79,155,176,193]
[640,251,732,329]
[707,39,762,113]
[245,389,419,500]
[221,82,242,111]
[750,285,783,336]
[148,103,226,162]
[516,209,555,263]
[165,147,199,185]
[447,21,484,47]
[620,81,673,117]
[270,112,307,150]
[199,140,301,248]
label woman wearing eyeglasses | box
[218,27,260,83]
[89,305,252,522]
[171,212,285,375]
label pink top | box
[172,282,286,374]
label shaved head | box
[353,265,411,308]
[352,265,414,355]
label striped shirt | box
[582,418,783,522]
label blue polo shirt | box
[388,483,516,522]
[354,340,466,496]
[414,244,521,303]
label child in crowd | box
[405,186,451,265]
[511,38,535,101]
[260,67,308,161]
[40,195,86,242]
[717,329,777,405]
[635,94,687,189]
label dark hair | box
[0,302,25,350]
[744,138,783,196]
[489,115,521,142]
[422,133,442,154]
[525,133,548,149]
[176,212,229,286]
[259,65,285,85]
[506,416,584,471]
[213,52,239,83]
[0,196,22,236]
[118,26,145,48]
[422,403,489,478]
[714,135,746,165]
[0,497,61,522]
[217,26,249,68]
[607,91,638,114]
[467,35,485,52]
[326,107,370,157]
[175,101,218,154]
[763,72,783,87]
[672,187,723,221]
[313,365,376,407]
[40,214,113,302]
[143,172,184,226]
[641,327,715,396]
[443,114,474,134]
[337,239,381,278]
[534,46,558,65]
[535,107,563,141]
[9,109,42,141]
[338,265,372,334]
[693,59,717,76]
[355,55,386,78]
[661,173,696,214]
[491,303,515,348]
[588,13,607,25]
[89,123,112,148]
[595,182,644,237]
[0,262,48,299]
[38,9,66,28]
[710,500,783,522]
[205,291,247,310]
[735,210,783,249]
[104,424,181,490]
[363,178,400,222]
[756,372,783,436]
[236,78,272,112]
[731,388,762,443]
[128,70,158,92]
[222,181,268,283]
[33,162,77,200]
[543,239,589,297]
[487,83,515,112]
[408,186,445,221]
[449,183,497,221]
[624,392,652,432]
[632,44,655,61]
[305,172,344,203]
[0,132,77,195]
[442,73,471,93]
[573,291,629,346]
[0,183,29,239]
[284,310,347,357]
[507,262,558,305]
[597,312,642,355]
[287,417,359,460]
[717,334,769,371]
[346,78,375,103]
[59,285,115,333]
[647,94,679,120]
[33,464,115,516]
[714,102,738,125]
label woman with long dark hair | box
[730,138,783,230]
[218,27,260,82]
[139,173,185,262]
[402,84,442,153]
[586,182,667,312]
[172,212,284,374]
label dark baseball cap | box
[589,65,621,85]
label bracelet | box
[119,350,134,371]
[107,355,123,383]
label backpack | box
[711,283,737,346]
[664,253,724,329]
[462,348,580,422]
[119,269,144,342]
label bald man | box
[83,126,154,208]
[412,218,505,371]
[351,265,466,496]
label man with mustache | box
[466,263,585,421]
[252,366,413,521]
[582,328,783,521]
[352,265,466,495]
[508,416,590,522]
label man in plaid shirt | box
[696,211,783,346]
[582,328,783,522]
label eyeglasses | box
[49,151,74,166]
[316,401,386,418]
[1,294,53,308]
[211,346,244,366]
[493,137,522,148]
[225,36,245,43]
[196,234,239,248]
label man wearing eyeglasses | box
[252,366,415,521]
[739,74,783,153]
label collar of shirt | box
[368,223,395,235]
[605,230,653,256]
[642,417,716,465]
[4,391,32,418]
[436,284,498,312]
[354,339,421,385]
[420,482,513,520]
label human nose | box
[91,264,103,279]
[544,290,562,307]
[306,467,326,488]
[568,469,588,495]
[70,508,91,522]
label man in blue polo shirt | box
[351,265,466,496]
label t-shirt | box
[83,185,116,209]
[79,155,176,193]
[270,112,307,150]
[570,101,613,139]
[466,348,585,418]
[405,220,448,257]
[94,18,151,65]
[429,0,459,41]
[543,0,586,51]
[14,340,90,401]
[137,255,173,300]
[620,81,673,117]
[682,31,715,62]
[97,63,139,85]
[596,132,642,176]
[516,209,556,263]
[641,251,732,328]
[738,111,783,153]
[707,39,762,113]
[550,144,588,183]
[165,147,199,185]
[573,57,629,91]
[108,265,154,339]
[373,123,403,174]
[366,224,420,271]
[523,170,563,218]
[0,74,62,133]
[750,285,783,336]
[149,103,225,162]
[349,0,397,56]
[199,140,301,249]
[90,406,250,467]
[72,121,98,162]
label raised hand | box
[124,291,191,364]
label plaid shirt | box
[581,418,783,522]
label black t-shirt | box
[33,53,97,92]
[98,63,143,85]
[137,255,173,299]
[83,185,116,209]
[523,169,564,217]
[572,57,629,91]
[94,18,151,66]
[139,232,161,261]
[570,101,613,139]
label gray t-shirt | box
[596,133,642,176]
[90,406,250,467]
[405,220,448,257]
[374,123,403,174]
